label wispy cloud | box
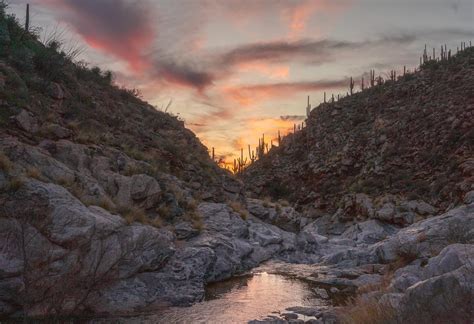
[223,79,348,106]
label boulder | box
[43,123,71,139]
[341,219,398,244]
[371,203,474,264]
[297,221,328,252]
[0,179,177,316]
[401,200,437,216]
[464,190,474,204]
[247,198,303,233]
[174,222,200,240]
[396,244,474,323]
[12,110,38,133]
[130,174,162,208]
[48,82,64,100]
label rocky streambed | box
[0,139,472,322]
[2,173,473,323]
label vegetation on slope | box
[0,2,239,227]
[243,46,474,215]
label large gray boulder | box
[341,219,399,244]
[393,244,474,323]
[0,179,175,317]
[12,110,38,134]
[371,203,474,264]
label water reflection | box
[143,272,326,324]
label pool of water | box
[119,271,326,324]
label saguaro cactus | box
[349,77,354,95]
[306,95,311,117]
[389,70,396,81]
[370,70,375,87]
[25,4,30,32]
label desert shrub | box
[157,205,172,220]
[9,45,34,73]
[188,211,204,231]
[339,297,397,324]
[26,167,42,180]
[149,216,163,228]
[119,206,147,225]
[8,177,24,191]
[0,152,12,171]
[266,179,291,200]
[122,144,147,161]
[81,195,115,212]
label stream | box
[95,264,331,324]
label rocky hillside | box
[0,4,243,213]
[0,4,260,318]
[243,47,474,219]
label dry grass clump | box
[228,201,249,220]
[278,199,290,207]
[149,216,164,228]
[76,128,101,144]
[157,205,172,220]
[189,211,204,231]
[122,164,144,176]
[117,205,165,228]
[118,206,147,225]
[81,195,116,212]
[339,296,397,324]
[8,177,24,191]
[340,249,419,324]
[262,196,273,208]
[66,120,80,132]
[0,153,12,172]
[26,167,42,180]
[122,145,147,161]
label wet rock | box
[286,306,323,317]
[248,319,287,324]
[282,312,298,320]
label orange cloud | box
[223,79,347,106]
[44,0,155,72]
[282,0,353,38]
[236,62,290,79]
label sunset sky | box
[7,0,474,162]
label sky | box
[6,0,474,164]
